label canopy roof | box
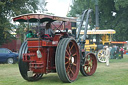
[80,29,116,34]
[13,13,77,23]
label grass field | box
[0,55,128,85]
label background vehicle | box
[0,48,18,64]
[80,29,116,51]
[80,29,116,62]
[13,9,97,83]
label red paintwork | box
[50,21,72,30]
[22,33,67,73]
[111,41,127,44]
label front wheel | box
[80,52,97,76]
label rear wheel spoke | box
[72,53,77,57]
[70,68,74,75]
[66,64,70,72]
[66,49,70,56]
[65,56,69,59]
[65,61,69,65]
[67,44,72,55]
[70,43,75,51]
[72,63,76,66]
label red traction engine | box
[13,9,97,83]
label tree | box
[67,0,95,17]
[0,0,46,45]
[15,0,47,43]
[68,0,128,41]
[0,0,47,45]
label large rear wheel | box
[80,52,97,76]
[18,41,43,81]
[55,38,80,83]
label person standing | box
[105,46,110,66]
[111,45,116,59]
[120,47,123,59]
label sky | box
[12,0,72,24]
[45,0,72,17]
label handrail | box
[76,9,88,39]
[83,9,92,41]
[76,9,92,50]
[76,9,92,42]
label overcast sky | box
[46,0,72,17]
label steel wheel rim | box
[65,40,80,81]
[7,58,14,64]
[98,49,106,63]
[83,53,97,75]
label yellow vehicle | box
[80,29,116,62]
[80,29,116,51]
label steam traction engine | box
[13,9,97,83]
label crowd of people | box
[104,45,124,66]
[109,45,124,59]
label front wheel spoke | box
[89,58,92,62]
[84,66,89,73]
[85,60,89,63]
[86,56,88,60]
[84,63,88,66]
[85,66,89,72]
[90,65,92,70]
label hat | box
[104,46,108,48]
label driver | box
[45,22,54,37]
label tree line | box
[0,0,46,45]
[1,0,128,46]
[68,0,128,41]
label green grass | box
[0,55,128,85]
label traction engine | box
[13,9,97,83]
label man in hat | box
[105,46,110,66]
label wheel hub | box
[69,56,74,64]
